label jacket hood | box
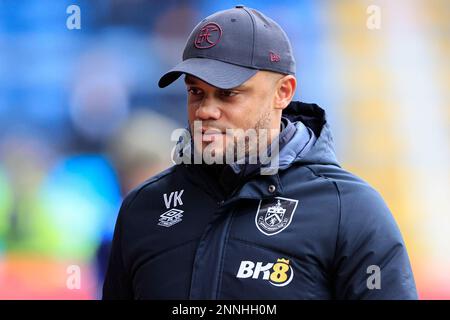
[283,101,339,168]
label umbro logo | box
[158,208,184,227]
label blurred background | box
[0,0,448,299]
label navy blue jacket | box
[103,101,418,300]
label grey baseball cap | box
[158,5,296,89]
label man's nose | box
[195,97,221,120]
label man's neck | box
[202,116,296,198]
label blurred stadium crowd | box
[0,0,448,299]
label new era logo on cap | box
[270,52,281,62]
[158,5,295,89]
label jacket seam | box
[215,208,236,299]
[303,165,342,277]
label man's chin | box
[192,143,228,164]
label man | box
[103,6,418,299]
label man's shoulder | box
[302,163,391,216]
[303,163,378,190]
[120,165,182,210]
[300,163,403,245]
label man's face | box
[185,71,283,162]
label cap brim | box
[158,58,258,90]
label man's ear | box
[273,75,297,110]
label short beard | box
[230,109,272,163]
[188,109,274,165]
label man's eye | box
[220,90,237,97]
[188,88,202,95]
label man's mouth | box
[201,128,224,142]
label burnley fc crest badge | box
[255,197,298,236]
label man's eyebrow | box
[184,77,198,85]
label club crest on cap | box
[194,22,222,49]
